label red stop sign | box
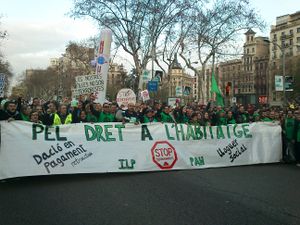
[151,141,178,169]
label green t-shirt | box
[217,117,227,126]
[143,115,157,123]
[296,120,300,142]
[227,118,236,124]
[21,113,30,121]
[98,112,115,122]
[262,117,273,122]
[86,114,97,122]
[285,117,295,140]
[160,112,174,123]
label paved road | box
[0,164,300,225]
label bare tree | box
[70,0,195,78]
[0,18,13,96]
[179,0,265,102]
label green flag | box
[210,72,224,107]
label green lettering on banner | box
[190,156,205,167]
[118,159,136,169]
[104,125,116,142]
[45,126,55,141]
[141,125,153,141]
[32,123,44,140]
[242,124,252,138]
[216,126,225,139]
[165,124,175,140]
[55,126,67,141]
[226,125,231,139]
[186,125,195,140]
[84,125,97,141]
[209,126,214,139]
[233,124,243,138]
[175,124,185,140]
[194,125,203,140]
[115,124,125,141]
[95,125,106,141]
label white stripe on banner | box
[0,121,282,180]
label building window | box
[252,48,255,53]
[297,37,300,43]
[273,34,277,40]
[289,39,293,45]
[247,48,249,54]
[251,36,253,41]
[281,31,285,36]
[297,27,300,33]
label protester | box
[0,100,22,121]
[123,103,139,124]
[53,104,72,125]
[99,103,115,122]
[295,111,300,166]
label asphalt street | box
[0,163,300,225]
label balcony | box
[280,34,293,40]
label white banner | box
[72,74,104,97]
[0,121,282,180]
[95,29,112,103]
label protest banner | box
[72,74,104,97]
[141,90,150,102]
[116,88,136,107]
[0,121,281,180]
[94,29,112,103]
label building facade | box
[165,55,195,103]
[269,11,300,105]
[106,63,128,100]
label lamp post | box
[272,41,287,106]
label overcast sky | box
[0,0,299,80]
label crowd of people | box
[0,94,299,166]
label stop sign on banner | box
[151,141,178,169]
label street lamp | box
[272,41,300,106]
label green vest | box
[99,112,115,122]
[160,112,174,123]
[285,117,295,140]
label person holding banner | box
[227,111,236,124]
[53,104,72,125]
[20,105,31,122]
[142,108,157,124]
[295,111,300,166]
[98,103,115,122]
[123,103,140,124]
[283,110,296,162]
[30,110,43,124]
[160,106,175,123]
[0,100,22,121]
